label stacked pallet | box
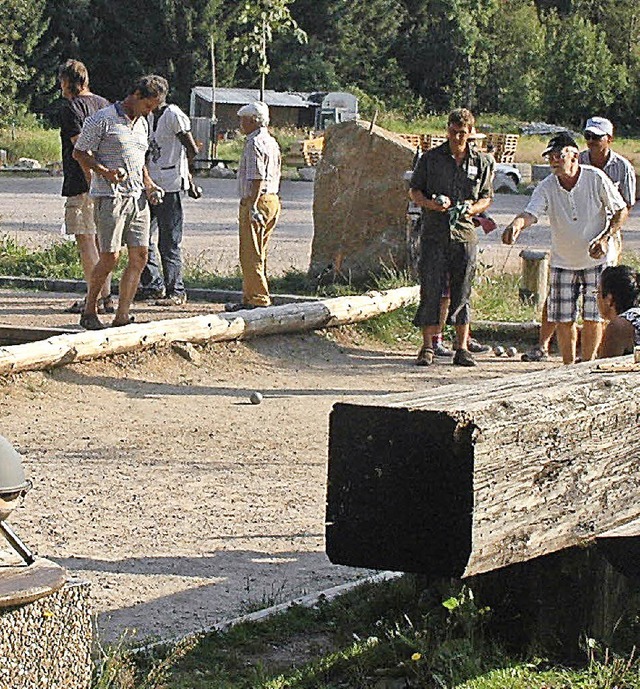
[487,133,519,163]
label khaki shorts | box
[64,193,96,235]
[94,195,150,253]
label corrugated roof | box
[192,86,313,108]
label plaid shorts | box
[547,265,604,323]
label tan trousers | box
[239,194,281,306]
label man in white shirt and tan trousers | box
[503,132,628,364]
[226,101,282,312]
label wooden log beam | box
[0,286,419,376]
[326,359,640,578]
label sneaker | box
[521,346,549,362]
[79,313,105,330]
[100,295,116,314]
[433,341,454,357]
[453,348,477,367]
[468,337,490,353]
[416,346,434,366]
[155,293,187,306]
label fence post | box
[519,249,549,306]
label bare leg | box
[84,252,118,316]
[538,301,556,352]
[438,297,450,335]
[95,236,112,298]
[113,246,148,324]
[555,322,577,364]
[455,323,470,350]
[76,235,112,299]
[581,320,603,361]
[422,325,441,349]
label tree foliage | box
[3,0,640,129]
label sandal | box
[65,299,86,314]
[521,346,549,362]
[79,313,105,330]
[111,315,135,327]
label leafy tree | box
[0,0,47,126]
[541,13,627,125]
[233,0,307,98]
[478,0,545,119]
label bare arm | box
[589,207,629,259]
[502,212,537,245]
[72,147,121,184]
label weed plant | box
[94,576,640,688]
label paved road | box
[1,176,639,275]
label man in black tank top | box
[58,59,112,314]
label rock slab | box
[310,120,414,281]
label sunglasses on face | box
[584,132,605,141]
[544,151,569,161]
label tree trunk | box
[0,287,419,375]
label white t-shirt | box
[147,104,191,193]
[525,165,626,269]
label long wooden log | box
[326,359,640,578]
[0,286,419,375]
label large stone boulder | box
[310,120,414,282]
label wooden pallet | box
[486,133,519,163]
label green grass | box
[92,576,640,689]
[0,124,61,165]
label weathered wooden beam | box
[326,360,640,578]
[0,287,419,375]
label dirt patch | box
[0,296,554,644]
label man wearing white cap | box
[521,117,636,362]
[226,101,281,311]
[502,132,628,364]
[579,116,636,254]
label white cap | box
[237,101,270,125]
[584,116,613,137]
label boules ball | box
[506,346,518,358]
[435,194,448,206]
[493,346,505,357]
[249,391,263,405]
[115,167,128,182]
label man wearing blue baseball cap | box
[502,132,629,364]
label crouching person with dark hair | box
[597,265,640,357]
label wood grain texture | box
[326,359,640,577]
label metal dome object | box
[0,436,29,494]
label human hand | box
[433,194,452,211]
[187,177,203,199]
[103,167,128,184]
[589,235,608,259]
[502,223,520,245]
[146,185,165,205]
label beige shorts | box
[94,195,150,253]
[64,193,96,235]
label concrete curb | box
[132,570,402,654]
[0,276,319,305]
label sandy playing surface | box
[0,293,553,644]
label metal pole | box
[210,34,218,160]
